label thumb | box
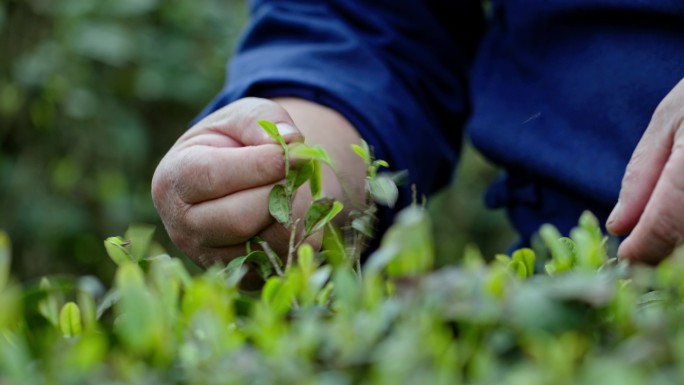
[195,97,304,146]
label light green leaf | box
[268,184,290,225]
[351,143,370,165]
[38,278,60,327]
[310,160,323,200]
[322,224,347,266]
[290,143,332,165]
[369,174,399,208]
[382,206,434,277]
[297,244,316,276]
[512,248,535,277]
[258,120,285,147]
[124,224,155,263]
[104,236,132,266]
[508,260,527,279]
[59,302,83,338]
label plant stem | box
[259,240,284,277]
[286,218,300,271]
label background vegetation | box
[0,0,514,282]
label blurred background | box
[0,0,514,283]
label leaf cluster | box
[3,192,684,384]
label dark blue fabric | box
[197,0,684,242]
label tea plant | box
[2,127,684,384]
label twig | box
[286,218,300,271]
[259,240,284,277]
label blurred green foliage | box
[0,0,247,280]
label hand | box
[607,77,684,264]
[151,97,303,266]
[152,97,366,267]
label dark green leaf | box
[304,198,343,236]
[310,160,323,200]
[268,184,290,225]
[287,160,314,192]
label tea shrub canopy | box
[2,208,684,384]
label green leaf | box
[0,230,10,290]
[268,184,290,225]
[351,215,374,238]
[304,198,343,236]
[297,244,316,277]
[382,206,434,277]
[369,174,399,208]
[351,143,370,165]
[321,224,347,266]
[59,302,83,338]
[104,236,132,266]
[512,248,536,277]
[287,160,314,192]
[310,160,323,200]
[508,260,527,279]
[38,278,61,327]
[258,120,285,147]
[124,224,155,262]
[290,143,332,165]
[225,251,275,281]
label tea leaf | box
[59,302,83,338]
[304,198,343,236]
[322,224,346,266]
[287,160,314,192]
[226,251,275,281]
[351,215,374,238]
[297,244,316,277]
[268,184,290,225]
[310,160,323,200]
[104,236,132,266]
[38,278,60,327]
[369,174,398,208]
[290,143,332,166]
[0,230,10,290]
[512,248,536,277]
[351,143,370,165]
[124,224,155,262]
[258,120,285,147]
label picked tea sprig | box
[258,120,344,271]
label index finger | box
[186,97,304,147]
[617,131,684,263]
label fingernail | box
[276,123,299,137]
[607,200,621,225]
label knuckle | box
[647,212,683,250]
[255,147,285,179]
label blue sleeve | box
[197,0,484,228]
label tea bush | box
[3,208,684,384]
[1,131,683,384]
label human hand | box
[151,97,306,267]
[607,77,684,264]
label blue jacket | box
[197,0,684,241]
